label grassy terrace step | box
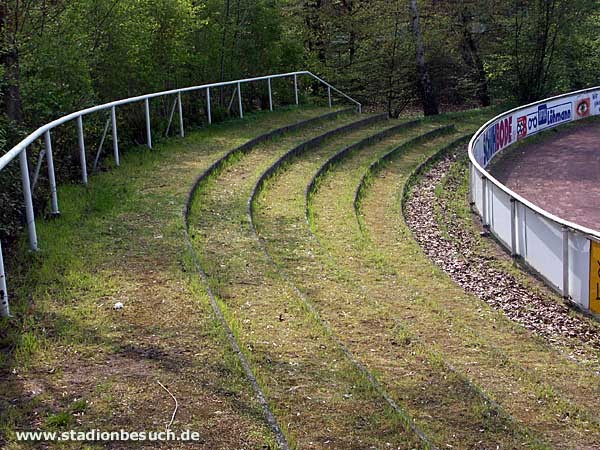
[249,119,438,448]
[0,106,337,449]
[187,112,423,449]
[355,115,600,447]
[254,119,544,448]
[352,126,455,231]
[183,108,367,450]
[305,118,422,227]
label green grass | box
[0,105,332,449]
[391,157,600,444]
[45,411,73,429]
[252,105,600,448]
[255,112,546,448]
[188,112,425,449]
[3,102,599,449]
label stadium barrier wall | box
[469,87,600,314]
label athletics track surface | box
[490,121,600,231]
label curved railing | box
[468,87,600,314]
[0,70,361,317]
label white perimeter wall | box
[469,88,600,311]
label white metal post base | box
[0,241,9,317]
[44,131,60,215]
[20,149,38,250]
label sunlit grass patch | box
[1,106,329,448]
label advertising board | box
[515,101,573,141]
[469,87,600,313]
[480,115,513,166]
[590,241,600,314]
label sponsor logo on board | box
[593,93,600,115]
[575,97,590,118]
[547,102,572,125]
[538,104,548,125]
[482,116,512,165]
[516,115,527,140]
[521,101,572,137]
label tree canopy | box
[0,0,598,238]
[2,0,597,125]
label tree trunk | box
[409,0,438,116]
[513,0,563,102]
[2,48,23,123]
[305,0,326,64]
[0,3,24,124]
[219,0,231,105]
[460,12,490,107]
[343,0,356,66]
[386,10,401,117]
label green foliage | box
[0,0,599,242]
[45,411,73,429]
[297,0,600,108]
[0,0,303,241]
[483,0,599,102]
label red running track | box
[489,121,600,231]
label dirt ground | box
[490,121,600,230]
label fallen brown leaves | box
[404,150,600,361]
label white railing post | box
[237,82,243,118]
[111,106,119,166]
[178,92,184,137]
[206,88,212,124]
[268,78,273,111]
[0,241,9,317]
[145,98,152,149]
[510,198,518,256]
[294,74,299,105]
[76,116,88,185]
[562,226,570,298]
[165,98,177,137]
[468,162,474,205]
[481,176,488,229]
[44,131,60,215]
[328,86,332,108]
[19,149,38,250]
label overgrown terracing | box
[1,107,336,449]
[2,104,600,449]
[354,121,600,448]
[253,109,600,448]
[188,111,424,449]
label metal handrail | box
[0,70,362,317]
[0,71,360,170]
